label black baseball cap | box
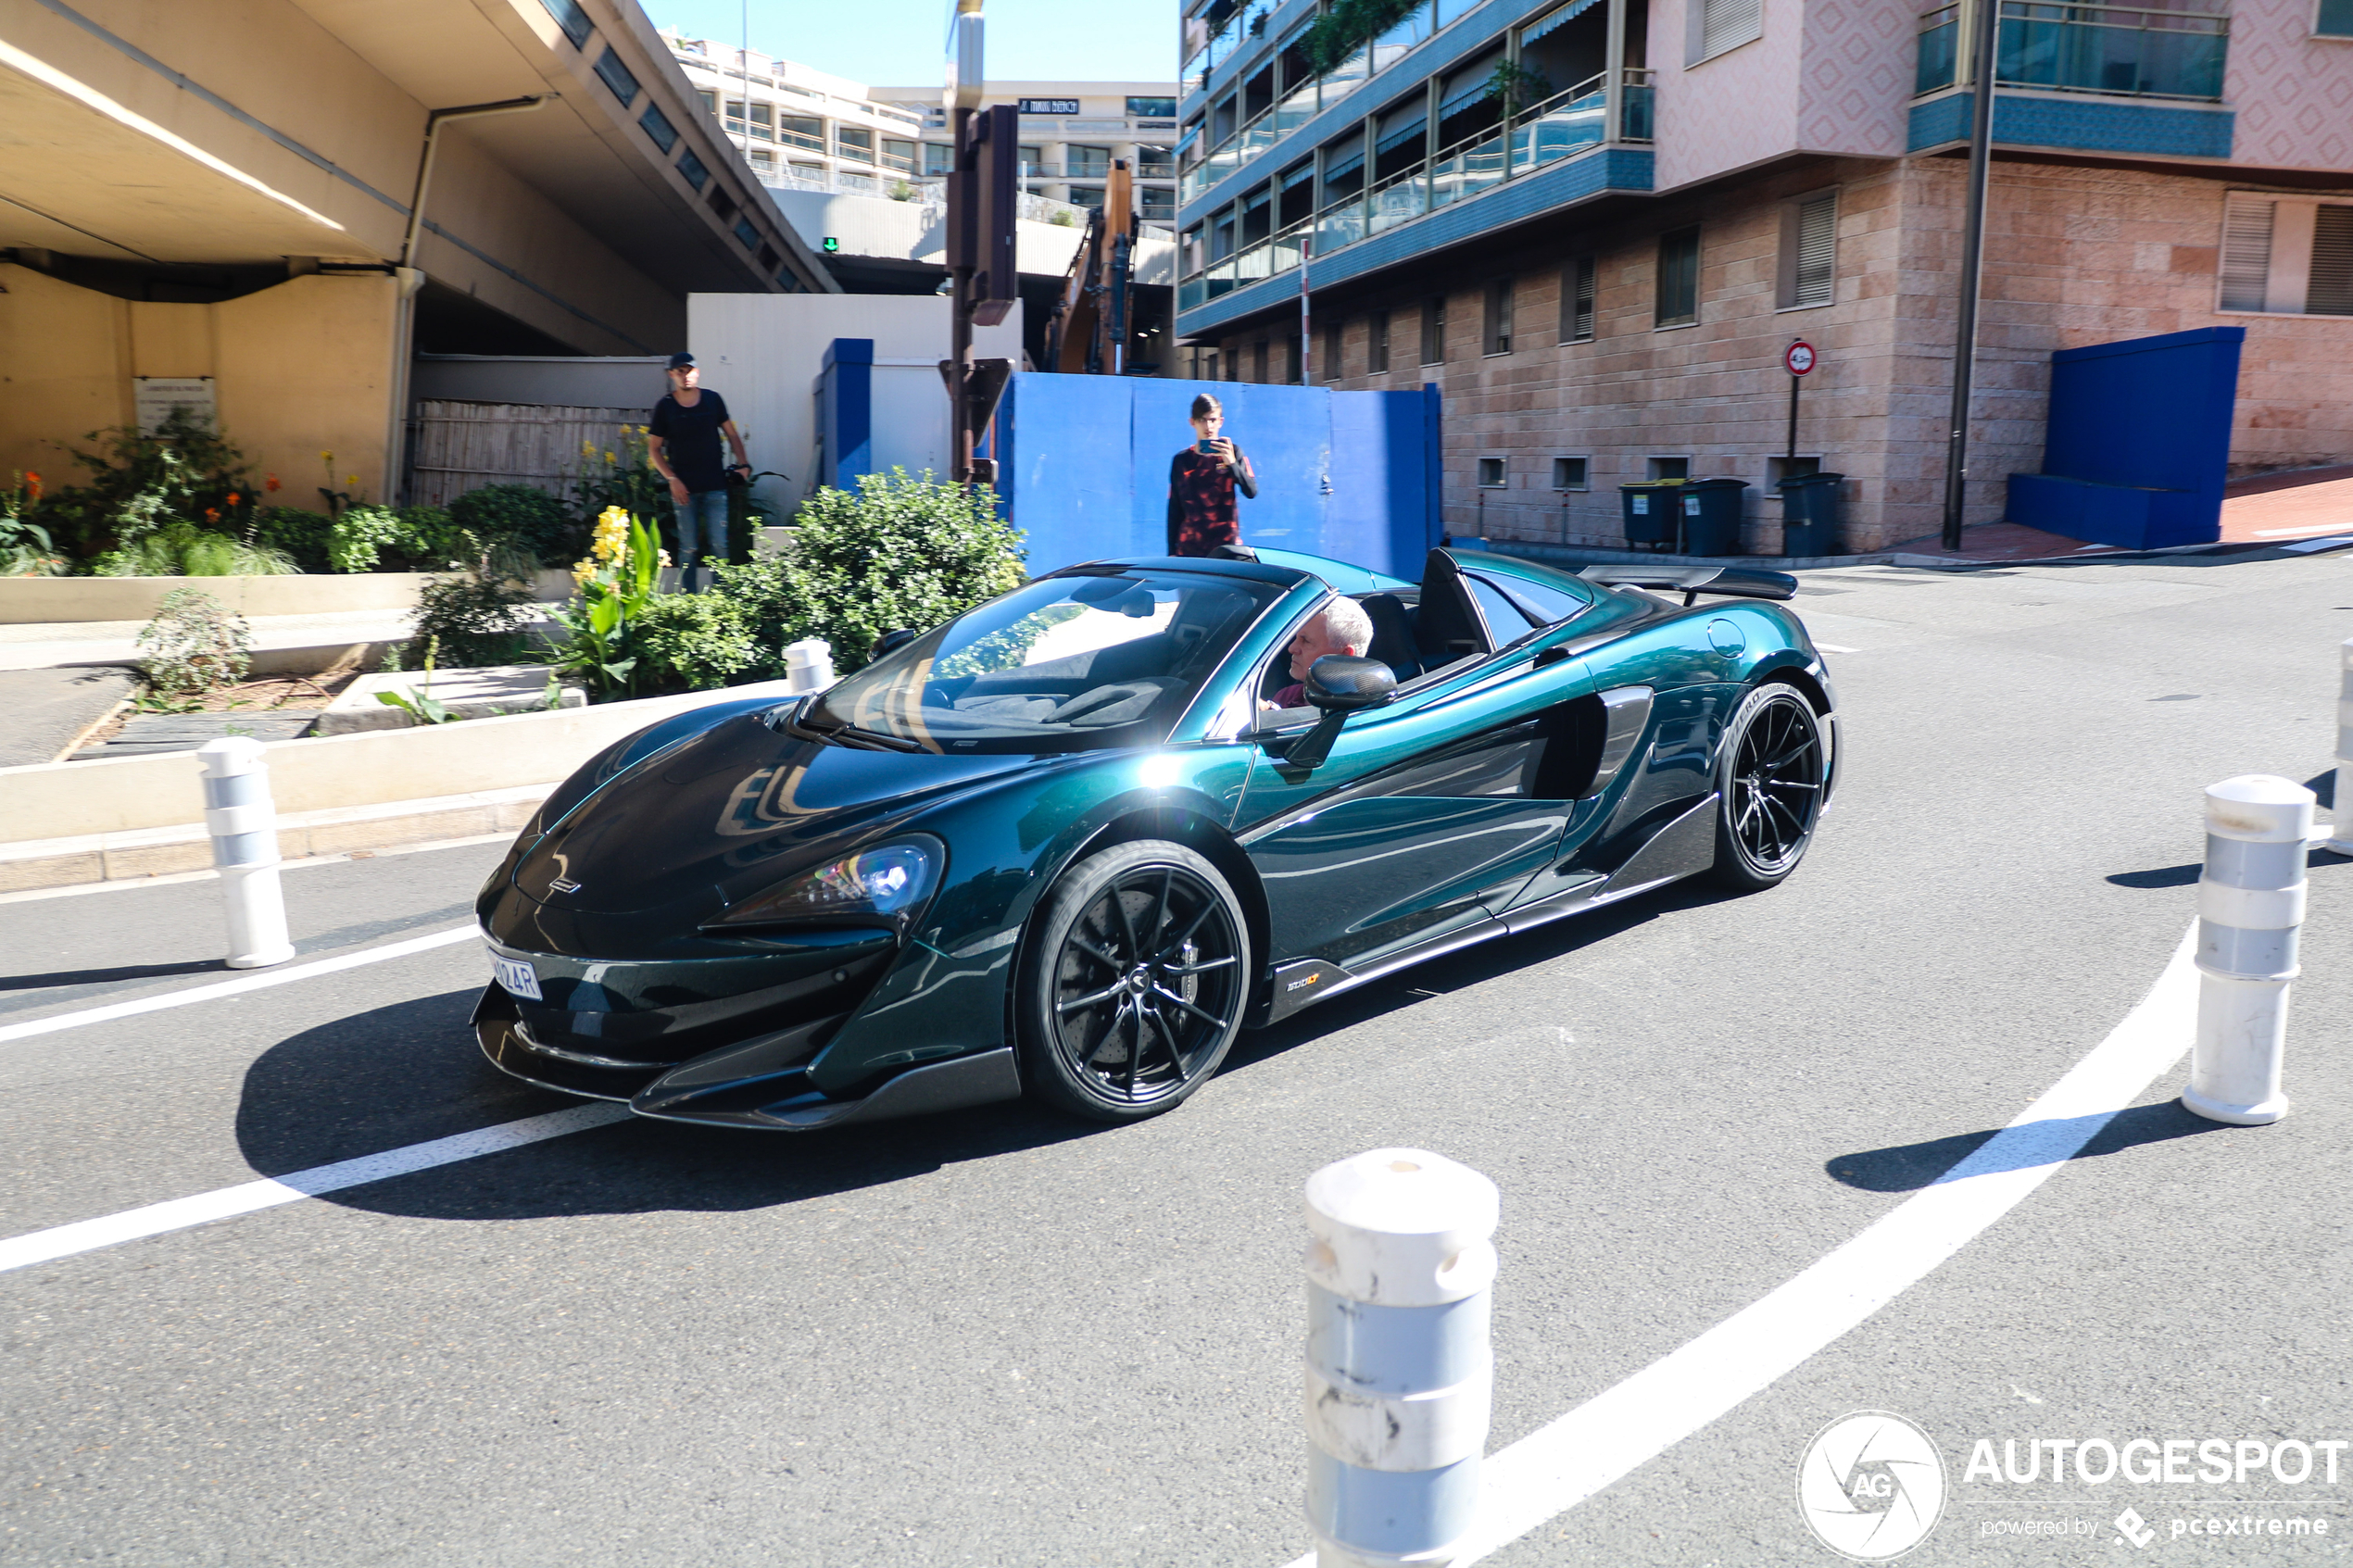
[666,351,695,370]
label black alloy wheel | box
[1018,840,1250,1122]
[1709,681,1827,890]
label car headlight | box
[712,840,940,927]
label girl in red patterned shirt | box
[1164,393,1258,556]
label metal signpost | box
[942,0,1016,486]
[1783,339,1816,465]
[1941,0,2004,551]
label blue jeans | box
[675,489,729,569]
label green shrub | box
[635,591,761,692]
[708,468,1025,678]
[137,586,252,694]
[450,483,575,565]
[42,408,255,564]
[93,521,295,576]
[248,506,333,572]
[409,573,540,667]
[329,504,475,572]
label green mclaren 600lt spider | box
[473,546,1837,1129]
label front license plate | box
[492,956,543,1001]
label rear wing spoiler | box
[1577,564,1799,605]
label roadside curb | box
[0,784,548,893]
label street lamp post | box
[1940,0,2003,552]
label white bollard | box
[196,737,295,970]
[785,637,834,695]
[2326,637,2353,857]
[2183,774,2311,1126]
[1303,1148,1498,1568]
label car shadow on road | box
[1215,879,1748,1079]
[234,985,1101,1222]
[1824,1098,2232,1193]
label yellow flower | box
[582,439,596,458]
[320,450,333,465]
[346,474,359,488]
[603,450,616,464]
[571,558,596,588]
[658,549,673,568]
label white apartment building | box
[661,33,1176,224]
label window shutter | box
[1794,194,1836,307]
[1562,256,1595,342]
[1701,0,1764,58]
[2309,205,2353,318]
[2219,199,2273,312]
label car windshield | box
[804,569,1287,754]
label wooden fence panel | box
[408,401,645,508]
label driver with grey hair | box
[1263,596,1378,711]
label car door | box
[1233,646,1599,972]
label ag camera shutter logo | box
[1797,1411,1947,1561]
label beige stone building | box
[0,0,832,508]
[1176,0,2353,552]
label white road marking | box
[1813,643,1860,653]
[0,1104,630,1274]
[0,923,480,1047]
[2279,535,2353,555]
[2252,522,2353,539]
[1279,922,2199,1567]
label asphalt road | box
[4,548,2351,1567]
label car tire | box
[1708,680,1828,891]
[1015,839,1252,1123]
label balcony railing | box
[1178,70,1654,311]
[1917,0,2228,99]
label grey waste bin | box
[1777,471,1846,558]
[1619,482,1678,548]
[1677,478,1750,557]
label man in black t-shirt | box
[648,352,749,590]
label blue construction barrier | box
[2007,326,2244,549]
[994,375,1442,580]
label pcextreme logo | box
[1798,1411,1949,1562]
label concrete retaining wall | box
[0,679,798,843]
[2,570,578,624]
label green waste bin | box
[1677,478,1750,557]
[1777,471,1846,558]
[1619,482,1680,548]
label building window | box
[1483,278,1514,355]
[923,142,956,175]
[1420,295,1446,363]
[781,116,824,152]
[539,0,592,48]
[1477,458,1506,488]
[677,149,710,190]
[1369,309,1390,373]
[1780,192,1836,308]
[1253,340,1270,381]
[1559,256,1596,343]
[1655,226,1701,328]
[734,216,761,251]
[697,89,717,116]
[1552,458,1590,490]
[2221,196,2353,315]
[1648,456,1690,480]
[880,138,916,172]
[1069,144,1113,178]
[710,185,738,220]
[749,146,774,171]
[837,125,874,162]
[1322,319,1343,379]
[1069,187,1107,208]
[2322,0,2353,34]
[638,104,679,153]
[593,47,641,107]
[749,104,774,140]
[724,97,749,133]
[1285,336,1302,383]
[1692,0,1765,63]
[1128,94,1179,118]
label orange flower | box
[265,473,281,493]
[226,492,241,507]
[24,471,40,500]
[204,507,220,522]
